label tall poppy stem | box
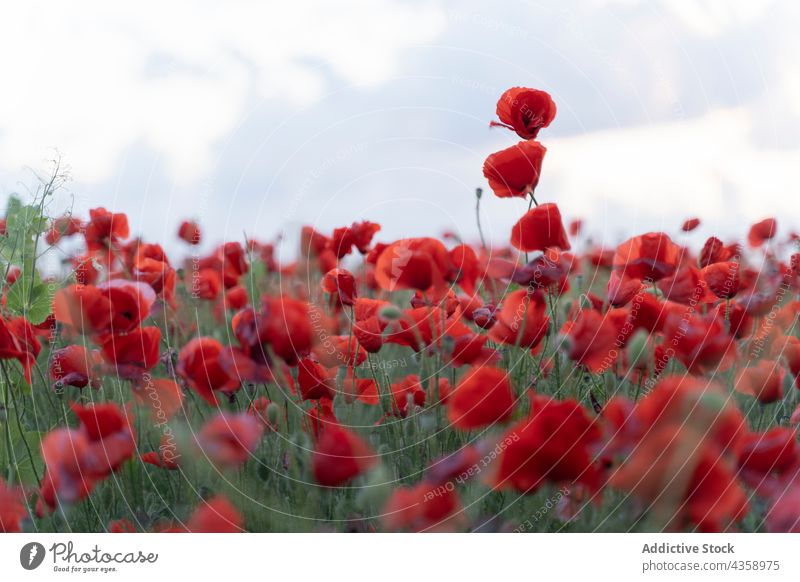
[475,187,487,251]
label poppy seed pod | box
[379,305,403,321]
[626,329,651,370]
[266,402,281,427]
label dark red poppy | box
[177,337,238,406]
[261,295,315,365]
[662,310,734,374]
[100,326,161,377]
[321,268,357,307]
[510,202,571,252]
[492,87,557,139]
[312,426,376,487]
[178,220,201,245]
[613,232,681,281]
[382,481,466,532]
[748,217,777,247]
[297,357,336,401]
[224,285,249,310]
[46,215,82,245]
[0,316,41,383]
[53,280,156,335]
[447,366,515,429]
[702,261,741,299]
[483,140,547,199]
[50,345,102,390]
[493,395,602,494]
[681,217,701,232]
[657,266,705,304]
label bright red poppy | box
[510,202,571,252]
[483,141,547,199]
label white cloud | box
[0,0,446,183]
[543,106,798,239]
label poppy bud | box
[379,305,402,321]
[475,187,483,200]
[266,402,280,427]
[626,330,650,370]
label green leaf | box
[6,269,53,324]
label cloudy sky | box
[1,0,798,256]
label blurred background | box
[1,0,798,258]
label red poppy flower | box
[657,266,705,304]
[748,217,777,247]
[613,232,681,281]
[390,374,426,417]
[141,433,180,470]
[261,295,315,365]
[633,376,746,453]
[196,412,264,467]
[108,518,136,533]
[662,310,734,374]
[321,268,357,307]
[297,357,336,401]
[46,215,82,245]
[737,427,799,497]
[38,428,94,511]
[223,285,249,310]
[607,271,643,307]
[492,87,557,139]
[342,373,379,405]
[493,395,602,494]
[611,426,748,532]
[766,486,800,533]
[312,426,376,486]
[702,261,741,299]
[699,236,730,267]
[681,217,701,232]
[449,244,480,295]
[510,203,571,252]
[382,481,466,532]
[100,326,162,377]
[132,378,184,421]
[178,220,201,245]
[0,316,41,383]
[177,337,238,406]
[559,309,621,374]
[84,207,129,250]
[53,280,156,335]
[483,140,547,199]
[374,238,451,296]
[186,496,243,533]
[489,289,549,349]
[0,478,27,532]
[50,345,102,390]
[447,366,515,429]
[71,402,136,477]
[734,360,785,404]
[313,335,366,368]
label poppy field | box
[1,87,800,534]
